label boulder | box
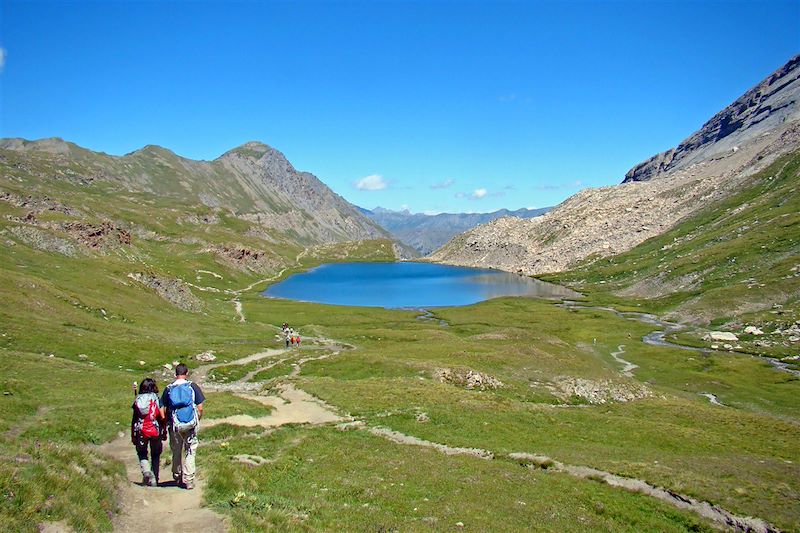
[744,326,764,336]
[195,350,217,362]
[707,331,739,342]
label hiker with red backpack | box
[160,363,205,490]
[131,378,166,487]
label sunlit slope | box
[0,138,389,245]
[547,151,800,327]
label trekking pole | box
[133,381,138,398]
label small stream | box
[560,301,800,378]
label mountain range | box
[0,138,389,248]
[359,206,551,255]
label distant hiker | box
[285,330,292,348]
[296,334,301,347]
[161,363,205,490]
[282,322,289,332]
[131,378,166,487]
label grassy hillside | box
[545,151,800,365]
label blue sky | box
[1,1,798,214]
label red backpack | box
[134,393,161,438]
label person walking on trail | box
[131,378,166,487]
[285,329,292,348]
[161,363,205,490]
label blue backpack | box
[167,381,198,432]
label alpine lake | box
[263,261,579,308]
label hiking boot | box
[184,481,195,490]
[142,472,153,486]
[148,475,158,487]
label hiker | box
[282,322,289,332]
[296,334,301,347]
[131,378,166,487]
[285,329,291,348]
[161,363,205,490]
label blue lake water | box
[263,262,579,308]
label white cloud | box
[0,48,6,71]
[471,188,488,199]
[354,174,388,191]
[431,178,454,189]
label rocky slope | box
[624,55,800,183]
[429,55,800,276]
[0,138,389,246]
[361,206,550,255]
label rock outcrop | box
[434,368,503,390]
[127,272,202,312]
[429,56,800,275]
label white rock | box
[138,360,146,366]
[744,326,764,335]
[707,331,738,342]
[723,343,733,350]
[195,350,217,362]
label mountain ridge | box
[0,137,390,247]
[361,206,551,255]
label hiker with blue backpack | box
[131,378,166,487]
[160,363,205,490]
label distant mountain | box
[361,206,551,255]
[0,138,389,246]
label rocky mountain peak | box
[217,140,283,162]
[127,144,179,158]
[623,54,800,183]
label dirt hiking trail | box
[99,436,227,533]
[101,332,349,532]
[97,295,781,533]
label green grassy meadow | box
[1,149,799,531]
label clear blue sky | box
[1,1,798,213]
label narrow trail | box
[226,246,311,322]
[103,303,782,532]
[181,247,311,322]
[99,437,227,533]
[609,344,638,377]
[350,425,779,533]
[103,336,347,532]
